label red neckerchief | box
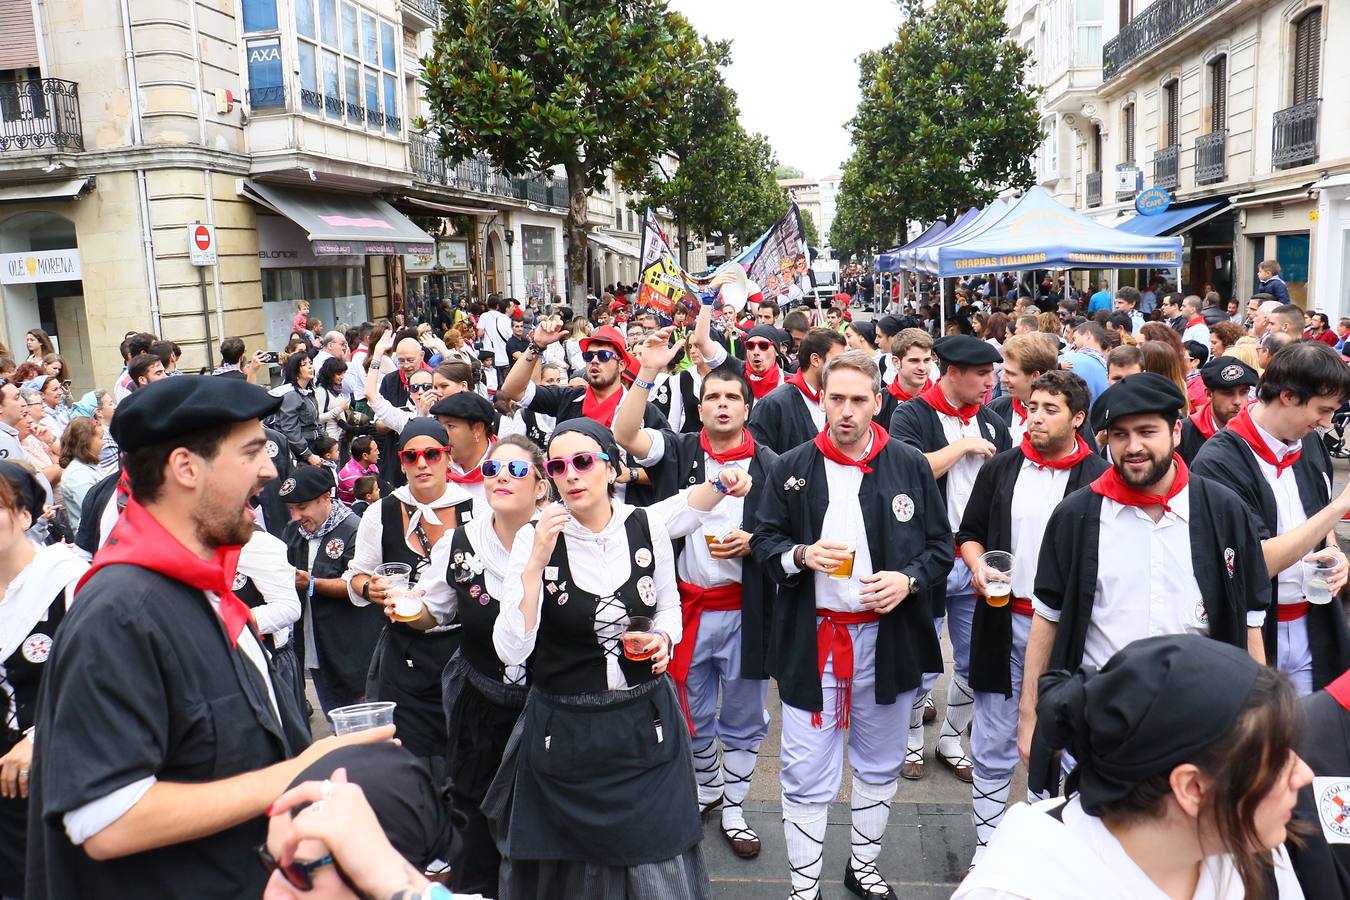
[787,369,820,405]
[582,385,624,428]
[1011,397,1028,423]
[745,363,782,399]
[918,382,980,425]
[814,421,888,474]
[1090,453,1190,514]
[1189,404,1219,440]
[447,443,492,485]
[888,377,932,403]
[78,498,252,646]
[1228,405,1300,477]
[1020,434,1093,471]
[1186,315,1206,328]
[1327,667,1350,712]
[700,428,755,464]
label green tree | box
[774,164,804,180]
[836,0,1039,252]
[419,1,706,301]
[799,208,820,249]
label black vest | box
[446,524,528,684]
[232,544,271,649]
[534,509,658,694]
[520,409,549,446]
[2,584,66,736]
[676,370,701,433]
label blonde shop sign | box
[0,248,82,284]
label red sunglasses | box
[745,339,776,352]
[398,445,451,466]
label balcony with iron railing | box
[402,0,440,29]
[1272,99,1319,169]
[1086,170,1102,208]
[0,78,83,152]
[409,132,569,208]
[1103,0,1232,81]
[1152,144,1179,189]
[1195,130,1226,184]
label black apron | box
[440,525,529,897]
[366,494,474,761]
[1,583,65,898]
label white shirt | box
[479,309,512,357]
[636,430,746,588]
[494,500,681,690]
[1008,405,1028,446]
[236,529,300,646]
[419,512,527,685]
[342,484,478,616]
[448,446,491,504]
[936,407,987,532]
[0,421,26,463]
[1248,415,1321,604]
[1008,460,1071,600]
[0,542,86,731]
[1182,320,1211,345]
[777,434,877,612]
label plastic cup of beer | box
[1304,555,1337,604]
[329,701,396,735]
[829,543,857,580]
[980,550,1014,608]
[703,525,725,549]
[622,615,657,661]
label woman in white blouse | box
[407,434,548,897]
[488,419,749,900]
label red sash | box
[1277,602,1310,622]
[672,581,742,734]
[1010,597,1035,617]
[813,609,881,728]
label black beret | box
[743,324,785,347]
[1090,371,1187,432]
[1036,634,1260,814]
[932,334,1001,366]
[111,375,282,453]
[278,465,334,504]
[429,391,495,426]
[1200,355,1259,390]
[876,315,905,337]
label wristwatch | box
[904,572,921,595]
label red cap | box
[579,325,634,369]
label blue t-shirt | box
[1087,290,1112,313]
[1058,350,1108,402]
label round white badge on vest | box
[325,538,345,559]
[21,633,52,664]
[893,493,914,522]
[634,548,653,568]
[265,440,279,459]
[1193,600,1208,626]
[637,575,657,606]
[232,571,248,591]
[1317,778,1350,842]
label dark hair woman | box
[487,419,750,899]
[273,352,323,466]
[0,461,89,896]
[314,357,350,444]
[955,635,1309,899]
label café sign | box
[0,248,82,284]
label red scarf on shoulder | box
[1020,434,1093,470]
[1227,405,1300,477]
[700,428,755,464]
[77,498,252,646]
[888,377,932,403]
[788,369,820,405]
[745,364,782,399]
[814,421,888,474]
[582,385,624,428]
[1188,404,1219,440]
[1090,453,1190,514]
[918,382,979,425]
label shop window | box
[521,225,557,301]
[262,266,368,352]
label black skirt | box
[484,676,709,900]
[442,653,527,897]
[1,730,26,897]
[366,624,460,761]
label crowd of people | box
[5,257,1350,900]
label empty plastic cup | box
[328,701,396,735]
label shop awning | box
[399,197,497,217]
[1114,198,1230,237]
[241,180,434,255]
[588,230,640,259]
[0,177,92,203]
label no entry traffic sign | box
[188,223,218,266]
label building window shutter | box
[1210,56,1227,132]
[1123,104,1135,163]
[1293,10,1322,106]
[1164,81,1179,146]
[1092,124,1102,172]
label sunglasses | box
[745,340,776,352]
[482,459,532,479]
[581,349,619,363]
[398,445,451,466]
[255,844,334,891]
[544,451,610,479]
[408,382,433,393]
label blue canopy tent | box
[875,247,903,273]
[1113,197,1230,237]
[899,207,980,271]
[911,200,1008,275]
[935,186,1182,277]
[876,219,947,273]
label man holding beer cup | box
[753,350,952,900]
[954,370,1106,869]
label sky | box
[668,0,903,179]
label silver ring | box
[19,769,29,778]
[308,800,324,814]
[318,779,334,799]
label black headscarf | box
[398,417,449,450]
[0,460,46,523]
[546,418,622,475]
[1036,634,1261,815]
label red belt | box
[813,609,881,729]
[672,581,742,734]
[1010,597,1035,617]
[1278,602,1310,622]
